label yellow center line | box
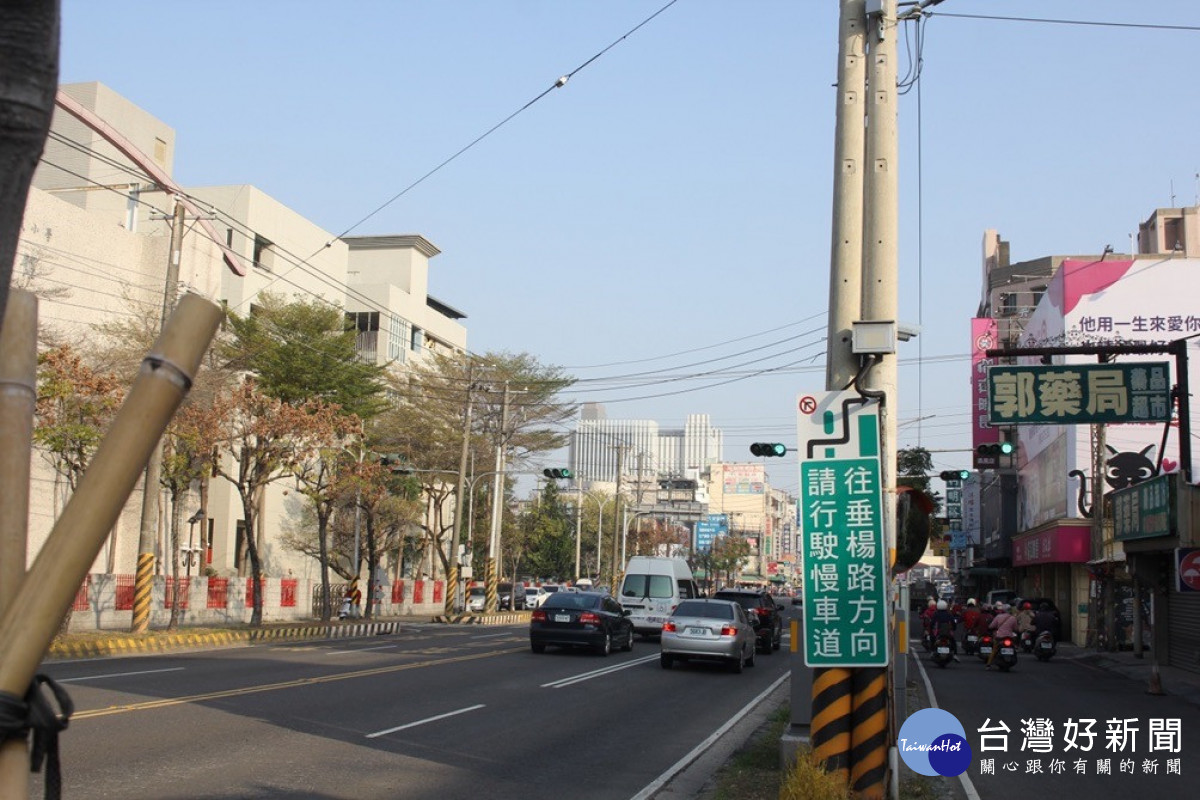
[73,646,526,720]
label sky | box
[57,0,1200,496]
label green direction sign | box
[987,362,1171,425]
[1113,473,1174,541]
[797,391,888,668]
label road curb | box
[47,620,404,660]
[432,612,530,625]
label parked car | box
[660,598,756,673]
[529,591,635,656]
[498,581,525,611]
[466,585,487,613]
[712,589,783,653]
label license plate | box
[1040,642,1052,649]
[645,616,666,624]
[554,614,571,623]
[1001,648,1014,655]
[967,636,978,643]
[684,627,711,637]
[937,647,950,654]
[980,646,992,655]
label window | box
[388,314,408,362]
[253,235,274,272]
[411,326,424,352]
[621,573,674,599]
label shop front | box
[1011,521,1091,644]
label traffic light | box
[939,470,970,481]
[543,468,573,480]
[749,443,788,457]
[976,442,1015,457]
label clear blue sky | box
[58,1,1200,494]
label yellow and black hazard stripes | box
[850,666,888,798]
[810,667,852,784]
[130,552,155,633]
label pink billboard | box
[971,318,1001,459]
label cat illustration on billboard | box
[1068,444,1161,518]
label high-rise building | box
[569,407,722,484]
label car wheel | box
[759,635,771,655]
[622,627,635,652]
[746,645,756,668]
[660,653,673,670]
[596,632,612,656]
[772,625,782,651]
[730,646,745,674]
[531,642,546,654]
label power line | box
[928,11,1200,33]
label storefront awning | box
[1012,522,1092,567]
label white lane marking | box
[470,632,512,640]
[629,673,788,800]
[365,704,486,738]
[57,667,185,683]
[324,644,398,655]
[542,654,659,689]
[910,651,982,800]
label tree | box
[352,460,421,617]
[223,292,388,420]
[209,377,346,625]
[895,446,937,574]
[516,480,574,581]
[709,535,751,589]
[0,0,59,333]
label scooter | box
[995,636,1019,672]
[1034,630,1057,661]
[977,634,993,663]
[1019,629,1035,654]
[931,632,954,668]
[963,631,979,656]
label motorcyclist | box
[1033,602,1057,640]
[931,599,959,661]
[1015,601,1036,635]
[961,598,981,634]
[986,602,1020,669]
[920,598,937,645]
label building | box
[569,404,723,484]
[24,82,469,589]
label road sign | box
[1114,474,1174,541]
[1177,549,1200,593]
[797,391,888,668]
[986,362,1171,425]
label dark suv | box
[712,589,782,653]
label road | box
[33,619,793,799]
[911,641,1200,799]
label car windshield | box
[543,593,600,611]
[620,574,674,599]
[544,585,560,593]
[714,592,756,610]
[468,587,485,597]
[674,600,732,620]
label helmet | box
[967,598,977,607]
[936,600,948,611]
[1022,602,1032,610]
[927,598,936,606]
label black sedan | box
[530,591,635,656]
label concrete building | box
[569,404,723,485]
[24,82,468,593]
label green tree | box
[895,446,938,574]
[517,481,575,581]
[223,293,388,420]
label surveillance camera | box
[897,322,921,342]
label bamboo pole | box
[0,289,37,799]
[0,294,221,739]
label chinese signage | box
[974,716,1183,777]
[722,463,765,495]
[798,391,888,668]
[1113,474,1174,541]
[987,362,1171,425]
[971,318,1002,469]
[694,514,728,551]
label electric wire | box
[927,12,1200,33]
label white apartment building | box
[23,82,468,584]
[570,404,723,486]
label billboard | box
[723,463,766,495]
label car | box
[525,586,542,609]
[618,556,700,636]
[466,585,487,613]
[986,589,1017,608]
[498,581,525,610]
[660,598,756,673]
[529,591,635,656]
[711,588,783,653]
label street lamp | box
[185,509,205,577]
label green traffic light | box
[750,442,788,457]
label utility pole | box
[611,444,625,593]
[131,198,186,633]
[485,381,510,613]
[446,364,476,615]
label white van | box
[618,556,699,636]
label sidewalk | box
[1056,642,1200,708]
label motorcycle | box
[995,636,1019,672]
[1034,630,1057,661]
[963,632,979,656]
[921,627,934,653]
[931,632,954,668]
[1019,629,1035,654]
[977,634,993,663]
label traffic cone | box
[1147,662,1165,696]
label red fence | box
[280,579,297,608]
[164,577,190,609]
[413,581,424,604]
[246,577,258,607]
[432,580,444,603]
[115,574,135,611]
[72,577,90,612]
[391,580,404,603]
[207,577,228,609]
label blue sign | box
[695,514,728,551]
[949,530,967,551]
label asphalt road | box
[911,641,1200,799]
[33,620,793,799]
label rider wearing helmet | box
[931,599,959,660]
[1033,602,1057,640]
[987,603,1020,669]
[1015,600,1036,634]
[961,598,981,636]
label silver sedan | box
[660,599,756,673]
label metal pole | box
[574,479,583,581]
[447,368,475,614]
[0,290,37,797]
[486,382,510,612]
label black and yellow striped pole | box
[850,666,889,797]
[810,667,853,785]
[443,563,459,616]
[484,558,498,615]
